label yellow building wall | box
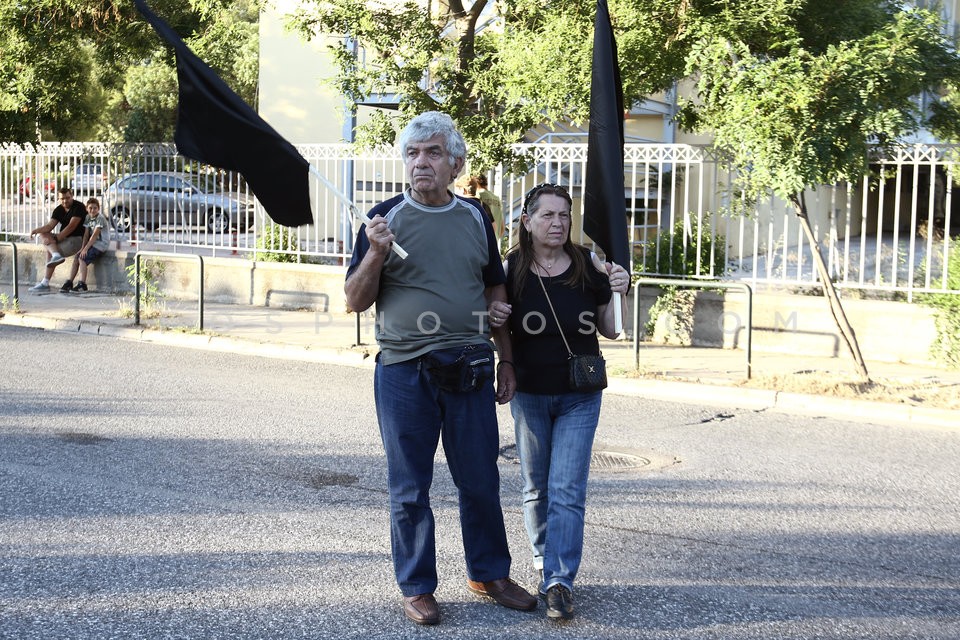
[259,1,346,144]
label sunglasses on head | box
[522,183,570,215]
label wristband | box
[496,360,514,369]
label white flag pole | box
[613,292,623,335]
[308,164,407,259]
[593,252,624,335]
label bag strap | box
[534,267,575,358]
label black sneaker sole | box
[547,608,573,620]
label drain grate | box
[590,450,651,471]
[500,444,657,472]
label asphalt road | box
[1,326,959,639]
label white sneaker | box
[29,282,50,292]
[46,253,65,267]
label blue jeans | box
[511,390,602,593]
[374,351,511,597]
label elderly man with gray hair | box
[345,111,535,625]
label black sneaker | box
[72,281,88,292]
[59,280,74,293]
[545,584,573,620]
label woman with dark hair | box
[488,183,629,620]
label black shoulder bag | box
[535,269,607,392]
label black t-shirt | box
[506,248,612,394]
[52,200,87,237]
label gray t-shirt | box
[84,213,110,252]
[347,190,505,365]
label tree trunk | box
[790,193,870,380]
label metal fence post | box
[134,251,205,331]
[633,277,753,379]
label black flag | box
[134,0,312,227]
[583,0,630,271]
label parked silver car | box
[71,163,107,196]
[104,171,256,233]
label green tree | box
[0,0,261,142]
[674,1,960,379]
[287,0,687,169]
[122,62,180,141]
[0,17,97,141]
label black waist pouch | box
[424,344,494,393]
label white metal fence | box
[1,141,957,296]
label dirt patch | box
[735,372,960,410]
[627,368,960,411]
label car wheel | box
[111,207,132,233]
[207,208,230,234]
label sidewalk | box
[2,287,958,428]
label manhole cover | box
[590,450,651,471]
[57,432,110,445]
[500,445,655,472]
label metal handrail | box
[0,241,18,304]
[633,276,753,379]
[134,251,204,331]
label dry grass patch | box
[734,372,960,411]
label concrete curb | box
[3,311,956,429]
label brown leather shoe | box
[466,577,537,611]
[402,593,440,625]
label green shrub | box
[643,285,696,339]
[920,236,960,369]
[123,259,165,317]
[253,224,300,263]
[0,293,20,313]
[639,215,727,277]
[638,215,727,342]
